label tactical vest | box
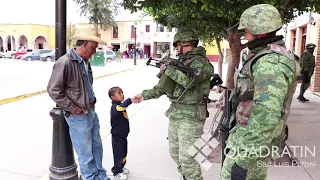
[232,43,297,127]
[160,54,210,100]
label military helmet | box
[173,28,199,47]
[306,43,316,49]
[238,4,282,35]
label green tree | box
[73,0,120,36]
[67,22,77,49]
[122,0,320,88]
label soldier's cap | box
[69,34,106,45]
[306,43,316,49]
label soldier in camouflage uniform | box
[134,28,213,180]
[297,43,316,102]
[116,49,122,63]
[221,4,297,180]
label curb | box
[312,92,320,97]
[0,66,144,106]
[296,83,320,98]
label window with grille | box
[146,25,150,32]
[113,26,118,38]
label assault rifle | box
[218,87,234,165]
[146,57,223,90]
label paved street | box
[0,58,319,180]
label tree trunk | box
[225,31,243,89]
[94,23,99,37]
[215,37,224,93]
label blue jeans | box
[65,108,108,180]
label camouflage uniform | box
[116,50,122,63]
[297,43,316,102]
[141,29,213,180]
[221,4,297,180]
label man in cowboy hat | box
[47,34,110,180]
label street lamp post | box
[49,0,78,179]
[134,27,137,65]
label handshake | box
[130,94,144,104]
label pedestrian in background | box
[297,43,316,102]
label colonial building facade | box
[285,12,320,92]
[76,17,178,59]
[75,11,226,62]
[0,24,55,51]
[0,11,225,62]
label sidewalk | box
[96,87,319,180]
[285,86,320,180]
[32,62,319,180]
[204,89,316,180]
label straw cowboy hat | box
[69,34,106,45]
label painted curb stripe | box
[0,66,144,106]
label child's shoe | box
[114,172,127,180]
[122,167,129,174]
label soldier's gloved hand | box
[160,64,167,72]
[231,163,247,180]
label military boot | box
[297,92,306,102]
[302,96,310,101]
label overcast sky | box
[0,0,151,25]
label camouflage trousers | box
[167,105,205,180]
[220,148,267,180]
[300,72,311,94]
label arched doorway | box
[18,35,28,50]
[34,35,48,49]
[0,36,3,52]
[6,35,16,51]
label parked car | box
[21,49,52,61]
[103,49,116,61]
[40,49,71,61]
[40,50,55,61]
[3,51,16,58]
[12,49,33,59]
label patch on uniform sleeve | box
[256,75,275,101]
[259,93,270,101]
[257,75,276,87]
